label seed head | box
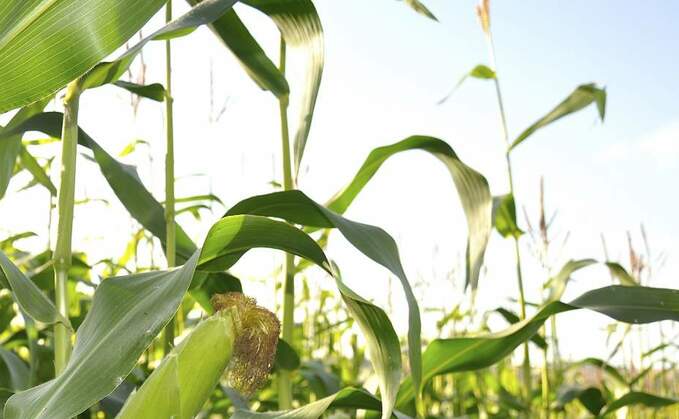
[475,0,491,35]
[212,292,280,397]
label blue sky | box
[1,0,677,362]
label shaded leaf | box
[555,385,606,415]
[0,250,69,327]
[113,81,166,102]
[226,190,419,413]
[0,348,29,392]
[274,339,300,371]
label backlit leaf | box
[0,0,167,113]
[324,136,492,291]
[509,83,606,151]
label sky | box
[1,0,678,365]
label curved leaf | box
[4,253,201,419]
[186,4,288,97]
[336,275,401,419]
[0,112,197,261]
[509,83,606,151]
[0,99,51,198]
[0,251,69,327]
[492,194,523,239]
[396,285,679,407]
[601,392,678,417]
[605,262,639,286]
[231,387,411,419]
[80,0,238,91]
[555,385,606,415]
[226,190,415,417]
[0,348,29,392]
[243,0,324,175]
[324,136,492,291]
[5,214,335,418]
[0,0,167,113]
[198,214,331,273]
[438,64,495,105]
[494,307,545,349]
[544,259,597,302]
[113,81,166,102]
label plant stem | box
[163,0,176,355]
[277,37,295,410]
[484,30,532,403]
[53,79,82,375]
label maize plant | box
[0,0,677,418]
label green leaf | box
[0,112,197,262]
[18,146,56,196]
[0,0,168,113]
[492,194,523,239]
[600,392,678,417]
[241,0,324,175]
[6,213,334,418]
[544,259,597,302]
[226,190,420,413]
[494,307,546,349]
[605,262,639,286]
[509,83,606,151]
[396,285,679,408]
[336,275,401,419]
[555,386,606,415]
[0,99,51,198]
[0,348,29,392]
[0,250,69,327]
[4,253,200,419]
[274,339,300,371]
[323,136,492,291]
[80,0,239,91]
[198,214,331,273]
[185,4,288,97]
[404,0,438,21]
[113,81,166,102]
[231,387,410,419]
[438,64,495,105]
